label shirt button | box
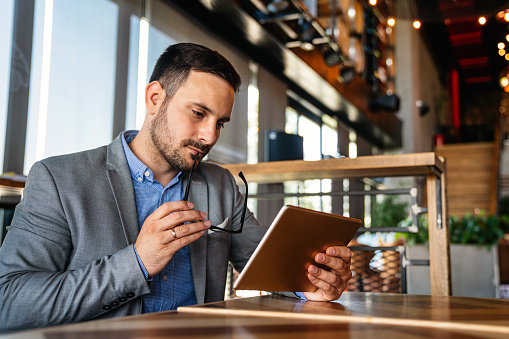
[137,177,142,182]
[144,171,150,177]
[163,275,167,281]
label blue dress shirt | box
[121,130,197,313]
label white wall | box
[395,20,443,154]
[257,65,288,162]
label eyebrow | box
[193,102,231,123]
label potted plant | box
[401,210,505,298]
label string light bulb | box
[500,67,509,93]
[478,16,486,25]
[369,0,377,6]
[413,20,421,29]
[387,18,395,27]
[499,42,506,50]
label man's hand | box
[134,201,210,277]
[303,246,352,301]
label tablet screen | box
[234,205,361,292]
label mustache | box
[182,139,210,154]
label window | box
[247,62,259,216]
[0,0,15,171]
[284,105,340,213]
[24,0,119,174]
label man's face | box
[149,71,235,172]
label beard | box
[149,103,210,172]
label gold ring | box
[171,228,178,240]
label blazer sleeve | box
[0,161,150,333]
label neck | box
[129,129,179,187]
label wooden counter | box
[4,293,509,338]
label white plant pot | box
[405,244,500,298]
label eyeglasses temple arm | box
[183,158,198,202]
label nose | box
[197,121,218,146]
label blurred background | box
[2,0,509,298]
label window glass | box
[285,107,298,135]
[0,0,15,171]
[322,124,338,157]
[247,83,259,165]
[25,0,118,174]
[125,14,140,130]
[147,26,177,79]
[298,115,321,161]
[322,114,338,157]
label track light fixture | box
[369,94,401,112]
[338,65,357,84]
[322,44,349,67]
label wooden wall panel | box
[435,142,496,216]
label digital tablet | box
[234,205,361,292]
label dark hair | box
[149,43,242,100]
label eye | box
[193,110,204,118]
[217,122,225,129]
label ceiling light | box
[387,18,395,27]
[267,0,290,14]
[500,77,509,88]
[338,65,356,85]
[478,16,486,25]
[413,20,421,29]
[322,47,344,67]
[499,42,506,49]
[369,94,400,112]
[300,42,314,51]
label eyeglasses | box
[183,158,247,234]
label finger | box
[171,228,207,248]
[326,246,352,264]
[171,220,211,241]
[147,201,195,221]
[307,273,341,301]
[162,210,208,230]
[308,264,344,288]
[315,253,348,275]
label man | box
[0,43,352,332]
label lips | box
[183,139,209,160]
[188,147,204,157]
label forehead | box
[173,71,235,118]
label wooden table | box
[222,153,451,296]
[0,176,24,207]
[4,293,509,338]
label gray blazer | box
[0,135,268,332]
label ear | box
[145,81,165,116]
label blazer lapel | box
[185,170,209,304]
[105,136,139,245]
